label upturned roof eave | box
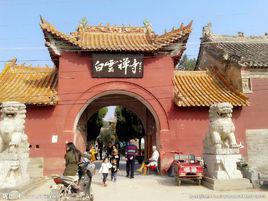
[40,17,192,54]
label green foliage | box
[115,106,144,142]
[87,107,108,141]
[97,107,108,127]
[178,54,197,70]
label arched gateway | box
[70,87,165,159]
[0,18,249,176]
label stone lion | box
[204,102,239,151]
[0,102,29,153]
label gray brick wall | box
[246,129,268,173]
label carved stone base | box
[202,176,252,191]
[204,147,240,155]
[0,153,29,189]
[203,153,242,179]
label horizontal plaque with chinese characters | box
[92,54,143,78]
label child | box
[111,146,120,168]
[99,157,112,186]
[89,144,97,162]
[111,158,119,182]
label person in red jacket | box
[125,139,138,178]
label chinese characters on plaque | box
[92,54,143,78]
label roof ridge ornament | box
[40,15,45,24]
[186,20,193,29]
[77,17,88,32]
[143,19,155,41]
[237,32,244,37]
[143,19,152,31]
[7,57,17,71]
[8,57,17,65]
[179,23,184,30]
[202,23,212,40]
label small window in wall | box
[29,144,32,149]
[35,145,40,149]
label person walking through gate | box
[99,157,112,187]
[111,158,119,182]
[106,141,113,159]
[125,139,138,179]
[97,139,103,160]
[111,145,120,168]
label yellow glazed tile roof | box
[0,59,58,105]
[173,70,248,107]
[40,17,192,52]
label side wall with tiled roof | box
[0,60,58,105]
[196,28,268,166]
[197,47,246,93]
[20,49,268,175]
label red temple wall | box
[24,52,268,175]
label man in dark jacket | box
[125,139,138,178]
[106,141,113,159]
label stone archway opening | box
[74,93,159,160]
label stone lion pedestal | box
[202,103,252,190]
[0,102,30,193]
[0,153,29,188]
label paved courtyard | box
[1,161,267,201]
[4,170,267,201]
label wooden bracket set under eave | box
[45,39,62,56]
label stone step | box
[0,177,49,200]
[27,157,44,178]
[202,176,253,191]
[20,177,50,196]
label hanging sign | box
[92,54,143,78]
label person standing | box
[89,144,97,162]
[63,142,81,177]
[63,142,86,193]
[99,157,112,187]
[78,146,91,180]
[111,145,120,168]
[111,158,119,182]
[125,139,138,179]
[97,140,103,160]
[106,141,113,159]
[94,143,99,160]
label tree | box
[87,107,108,141]
[115,106,144,142]
[97,127,116,146]
[177,54,197,70]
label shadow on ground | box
[156,176,203,187]
[260,184,268,191]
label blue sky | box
[103,106,116,122]
[0,0,267,70]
